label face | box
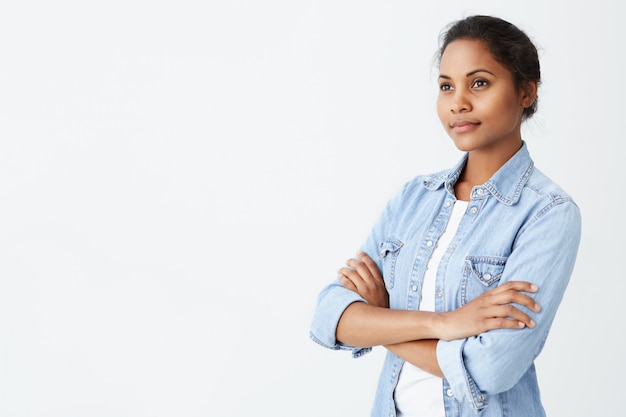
[437,39,533,155]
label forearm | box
[385,339,443,378]
[336,301,440,347]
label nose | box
[450,91,471,113]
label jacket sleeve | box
[437,196,581,409]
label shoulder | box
[521,166,581,228]
[524,167,578,208]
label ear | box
[520,81,538,108]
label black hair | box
[438,15,541,120]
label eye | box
[439,83,453,92]
[472,79,489,88]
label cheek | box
[493,100,524,127]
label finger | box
[489,288,541,313]
[486,304,536,329]
[493,281,539,295]
[346,258,375,283]
[509,292,541,312]
[500,304,536,328]
[339,274,358,292]
[485,317,531,331]
[357,251,383,283]
[338,266,367,292]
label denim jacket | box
[310,143,581,417]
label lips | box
[450,120,480,132]
[451,120,478,128]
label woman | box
[310,15,581,417]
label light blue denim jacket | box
[310,143,581,417]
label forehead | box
[439,38,506,75]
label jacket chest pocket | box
[378,238,404,289]
[460,256,507,305]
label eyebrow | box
[438,69,496,79]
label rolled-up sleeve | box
[309,280,372,357]
[437,198,581,408]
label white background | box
[0,1,623,416]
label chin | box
[449,136,476,152]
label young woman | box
[310,15,581,417]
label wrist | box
[430,312,451,341]
[411,310,444,341]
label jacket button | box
[446,388,454,396]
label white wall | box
[0,1,622,416]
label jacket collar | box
[423,142,534,205]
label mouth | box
[450,120,480,133]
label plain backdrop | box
[0,1,623,416]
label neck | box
[455,140,522,200]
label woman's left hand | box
[338,251,389,308]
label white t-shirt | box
[394,200,468,417]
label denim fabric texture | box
[310,143,581,417]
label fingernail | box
[534,303,541,312]
[518,322,525,328]
[530,320,536,328]
[530,284,539,292]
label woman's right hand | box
[437,281,541,341]
[338,251,389,309]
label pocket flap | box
[378,238,404,259]
[464,256,507,286]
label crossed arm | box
[336,251,540,378]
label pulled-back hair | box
[438,15,541,120]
